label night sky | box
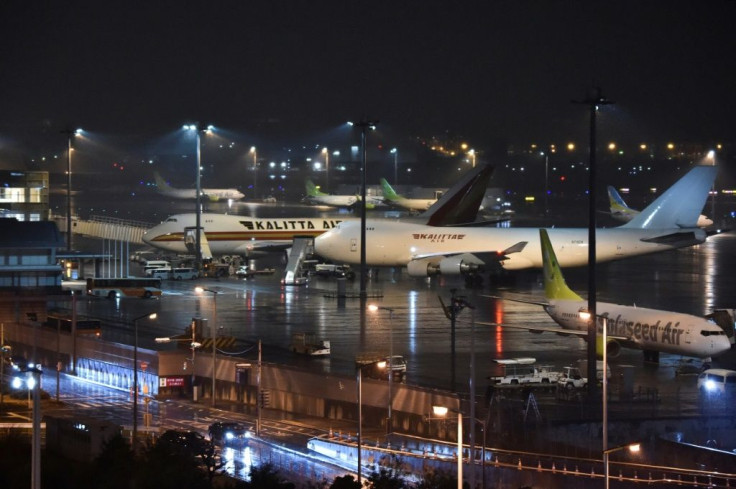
[1,1,735,158]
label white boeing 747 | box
[142,165,495,259]
[478,229,731,362]
[154,172,245,201]
[607,185,713,228]
[315,165,717,277]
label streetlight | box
[12,366,42,489]
[467,149,476,168]
[706,149,716,220]
[432,404,463,489]
[580,309,610,484]
[250,146,257,198]
[348,119,378,300]
[183,124,213,271]
[132,312,157,451]
[354,359,386,485]
[603,442,640,489]
[573,87,614,396]
[155,324,201,400]
[390,147,398,184]
[61,128,82,251]
[368,304,395,432]
[322,147,330,190]
[196,287,218,406]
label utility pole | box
[573,87,614,397]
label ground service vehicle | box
[489,358,562,385]
[289,333,330,356]
[171,267,198,280]
[149,267,172,279]
[86,277,163,299]
[697,368,736,395]
[558,366,588,390]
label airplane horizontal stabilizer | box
[640,230,705,246]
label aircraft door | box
[350,238,357,253]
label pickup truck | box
[489,358,562,385]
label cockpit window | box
[701,330,726,337]
[166,218,178,223]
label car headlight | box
[705,379,717,392]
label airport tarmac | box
[59,188,736,403]
[68,230,736,408]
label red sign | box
[164,377,185,387]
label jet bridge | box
[282,237,314,285]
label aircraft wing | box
[480,294,548,308]
[232,241,293,255]
[475,320,629,341]
[410,241,528,272]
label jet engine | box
[438,254,485,275]
[596,336,622,358]
[406,254,485,277]
[406,257,441,277]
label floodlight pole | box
[352,119,378,300]
[573,87,613,397]
[61,128,79,251]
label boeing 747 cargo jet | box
[142,165,494,258]
[315,165,717,279]
[479,229,731,362]
[154,172,244,201]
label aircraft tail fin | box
[380,178,401,201]
[621,165,716,229]
[607,185,638,222]
[154,171,173,191]
[305,179,327,197]
[423,164,494,226]
[540,229,584,301]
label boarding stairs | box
[282,237,314,284]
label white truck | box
[557,366,588,390]
[489,358,562,385]
[289,333,330,356]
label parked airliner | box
[379,178,438,211]
[303,179,383,209]
[142,165,494,258]
[479,229,731,361]
[154,172,244,201]
[607,185,713,227]
[314,165,717,277]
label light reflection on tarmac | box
[72,231,736,413]
[62,190,736,411]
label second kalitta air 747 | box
[479,229,731,362]
[314,165,718,276]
